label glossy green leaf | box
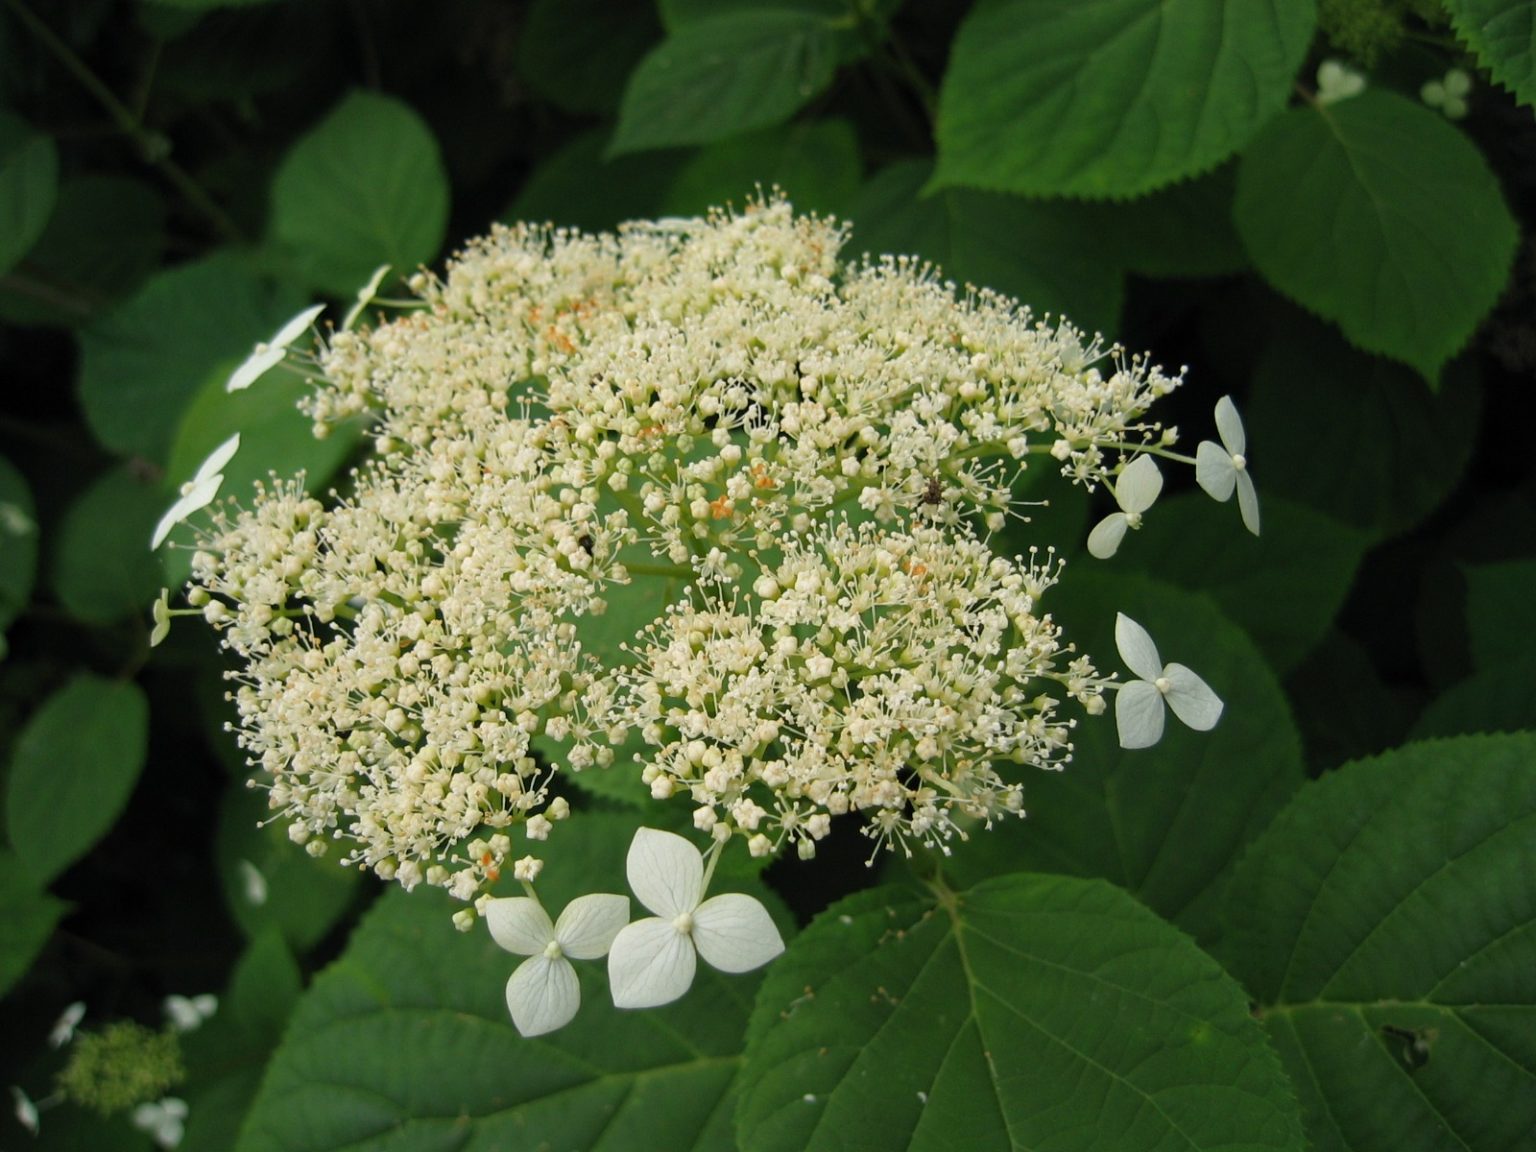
[1224,734,1536,1152]
[852,160,1124,337]
[519,0,661,114]
[1247,319,1481,539]
[234,810,767,1152]
[52,465,166,625]
[1446,0,1536,107]
[611,10,839,155]
[505,130,687,232]
[934,0,1315,198]
[1463,557,1536,673]
[0,111,59,276]
[0,454,37,634]
[0,175,165,328]
[1234,91,1518,382]
[663,119,862,218]
[77,252,300,462]
[1120,492,1370,674]
[270,91,449,296]
[5,675,149,885]
[0,849,67,999]
[739,876,1305,1152]
[941,571,1304,945]
[215,780,364,953]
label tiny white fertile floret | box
[131,1097,189,1149]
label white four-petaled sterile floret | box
[1195,395,1260,536]
[486,892,629,1036]
[1113,614,1223,749]
[608,828,783,1009]
[1088,455,1163,559]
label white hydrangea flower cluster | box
[168,197,1250,911]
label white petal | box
[1114,613,1164,683]
[225,344,286,393]
[1236,470,1261,536]
[150,589,172,647]
[192,432,242,484]
[554,893,630,960]
[344,264,392,330]
[505,955,580,1037]
[1195,440,1236,502]
[1114,455,1163,514]
[1116,679,1166,749]
[269,303,326,350]
[1162,663,1224,732]
[608,917,697,1009]
[1087,512,1128,560]
[484,896,556,956]
[11,1086,38,1134]
[1213,395,1246,456]
[691,893,784,974]
[49,1000,86,1048]
[151,473,223,549]
[625,827,702,918]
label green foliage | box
[0,111,58,277]
[77,253,300,462]
[52,465,166,624]
[852,160,1124,336]
[234,811,773,1152]
[0,849,66,999]
[612,9,841,154]
[269,91,449,296]
[934,0,1316,198]
[940,571,1305,945]
[663,119,863,217]
[0,454,37,636]
[1224,734,1536,1151]
[1445,0,1536,107]
[1234,91,1519,382]
[5,675,149,886]
[1461,557,1536,671]
[739,876,1306,1152]
[519,0,661,115]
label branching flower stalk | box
[154,198,1258,1031]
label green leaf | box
[1285,631,1415,771]
[611,10,840,155]
[52,465,167,625]
[1445,0,1536,107]
[0,175,165,328]
[1410,652,1536,740]
[1246,318,1482,539]
[505,130,687,232]
[519,0,661,114]
[0,849,67,999]
[0,111,59,276]
[0,453,38,634]
[934,0,1315,198]
[662,119,862,218]
[270,91,449,296]
[1234,91,1519,383]
[1223,734,1536,1152]
[942,571,1304,945]
[1069,165,1249,280]
[215,780,364,953]
[1119,492,1370,675]
[235,810,765,1152]
[77,252,300,462]
[5,675,149,885]
[738,876,1305,1152]
[1462,557,1536,673]
[852,160,1124,337]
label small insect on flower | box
[150,433,241,550]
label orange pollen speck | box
[709,495,733,519]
